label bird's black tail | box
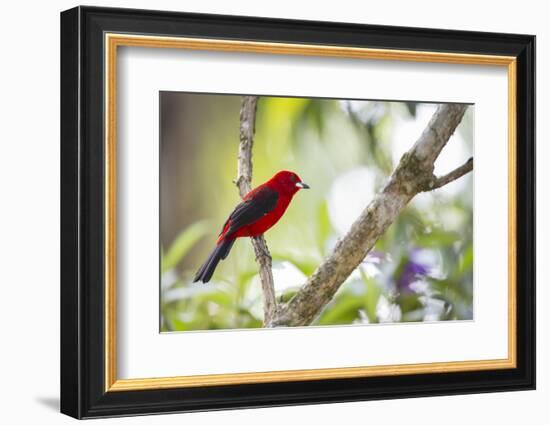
[193,239,235,283]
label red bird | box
[193,170,309,283]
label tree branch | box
[428,157,473,190]
[236,96,278,326]
[270,104,468,327]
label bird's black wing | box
[221,186,279,238]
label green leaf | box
[316,201,332,253]
[405,102,417,118]
[396,293,424,315]
[458,245,474,275]
[271,253,318,276]
[360,269,381,323]
[195,290,234,308]
[162,221,210,273]
[416,228,460,248]
[316,293,365,325]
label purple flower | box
[397,254,431,293]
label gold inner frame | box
[104,33,517,392]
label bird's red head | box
[267,170,310,196]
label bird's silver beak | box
[296,182,310,189]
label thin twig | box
[236,96,278,326]
[429,157,473,190]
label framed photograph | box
[60,6,535,419]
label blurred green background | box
[160,93,473,332]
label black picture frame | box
[61,5,535,419]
